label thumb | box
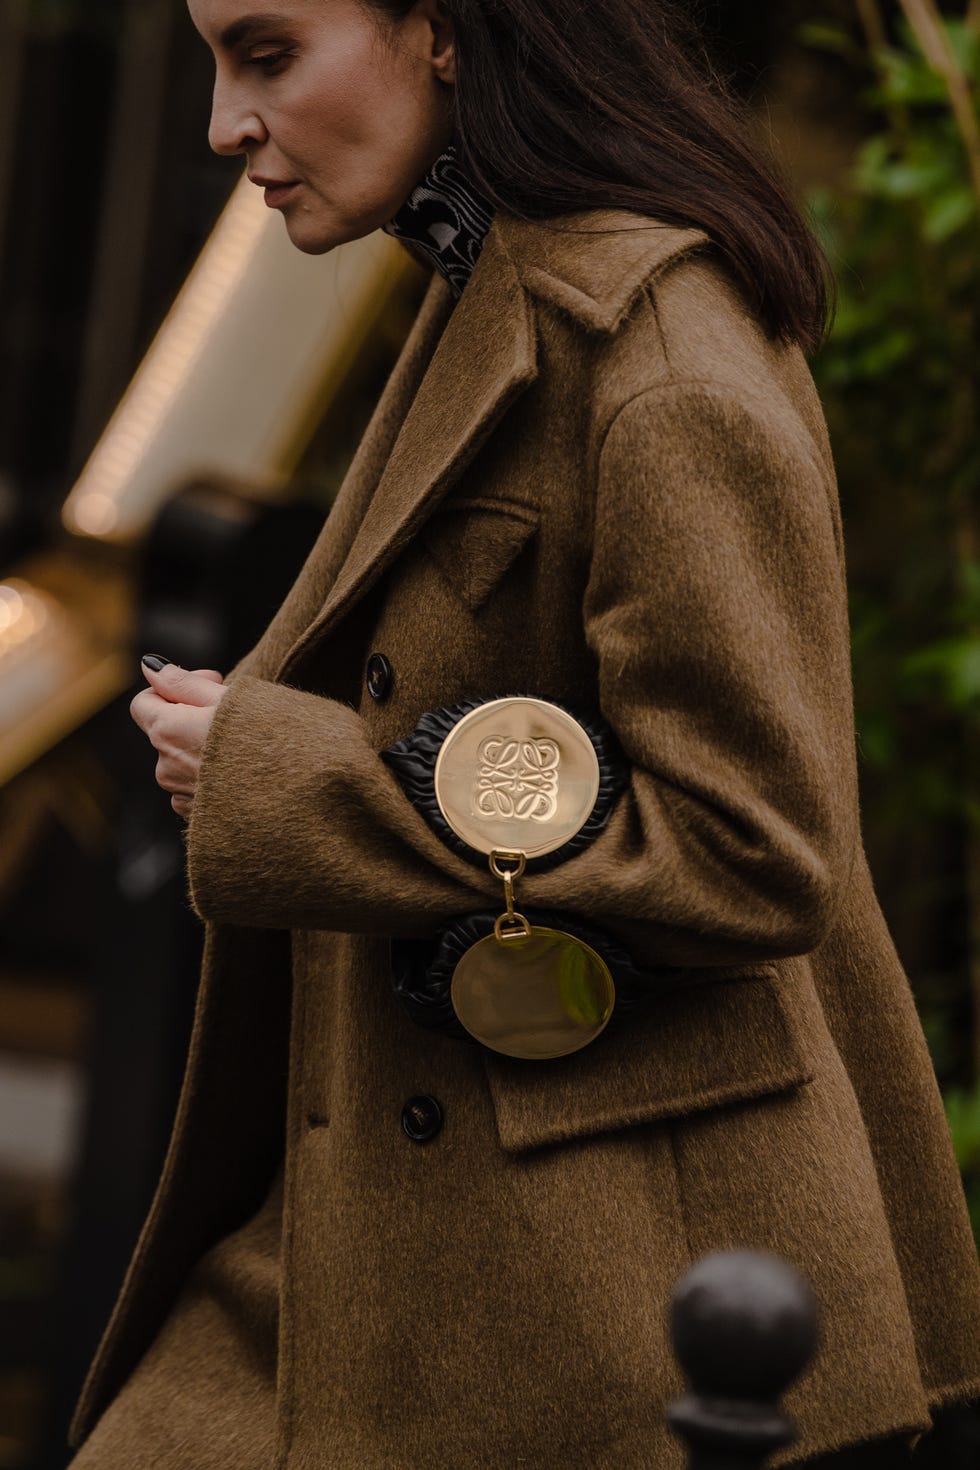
[140,656,226,706]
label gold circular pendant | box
[433,697,600,860]
[451,926,615,1060]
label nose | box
[208,74,268,156]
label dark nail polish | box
[141,654,171,672]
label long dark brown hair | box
[369,0,835,354]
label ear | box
[426,0,455,85]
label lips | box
[248,175,301,207]
[264,182,298,207]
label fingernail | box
[141,654,171,672]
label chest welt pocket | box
[422,497,540,613]
[483,965,814,1154]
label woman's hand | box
[129,660,228,820]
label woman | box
[69,0,980,1466]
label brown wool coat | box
[67,209,980,1468]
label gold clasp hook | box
[490,850,531,941]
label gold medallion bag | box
[383,695,651,1060]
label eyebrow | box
[218,13,292,49]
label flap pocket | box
[483,965,813,1153]
[422,497,539,612]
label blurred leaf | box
[796,21,863,60]
[938,19,980,76]
[902,638,980,709]
[955,560,980,620]
[869,48,950,105]
[923,186,977,241]
[945,1086,980,1172]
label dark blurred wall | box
[0,0,238,555]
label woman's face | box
[187,0,456,252]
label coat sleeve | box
[523,377,860,967]
[184,375,859,968]
[183,675,500,936]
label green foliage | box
[799,9,980,1234]
[946,1083,980,1238]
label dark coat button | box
[366,652,393,702]
[402,1094,443,1144]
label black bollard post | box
[666,1249,819,1470]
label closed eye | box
[247,50,293,73]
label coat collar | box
[495,209,710,333]
[274,209,708,683]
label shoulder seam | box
[594,378,842,566]
[596,377,722,464]
[597,375,826,464]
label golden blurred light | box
[69,493,120,537]
[63,178,268,537]
[0,581,62,659]
[0,584,23,631]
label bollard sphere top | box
[670,1248,819,1399]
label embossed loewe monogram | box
[476,736,560,821]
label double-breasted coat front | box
[67,209,980,1467]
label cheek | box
[286,40,436,165]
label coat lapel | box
[240,266,455,681]
[275,220,538,684]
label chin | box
[282,213,375,256]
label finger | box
[150,701,218,800]
[129,685,186,736]
[193,669,225,684]
[129,687,157,732]
[155,739,201,791]
[171,793,193,820]
[140,658,226,708]
[163,770,195,798]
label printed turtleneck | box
[381,142,496,300]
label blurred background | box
[0,1,977,1466]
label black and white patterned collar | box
[381,142,496,300]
